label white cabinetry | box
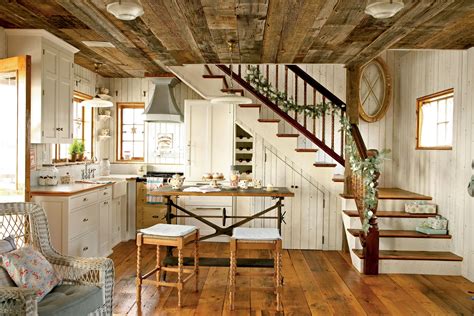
[6,29,78,144]
[184,100,234,181]
[32,185,113,258]
[111,198,122,247]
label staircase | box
[168,63,463,275]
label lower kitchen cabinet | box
[32,185,114,257]
[111,198,122,247]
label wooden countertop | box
[30,182,112,197]
[148,186,294,197]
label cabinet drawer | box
[69,204,98,239]
[137,204,171,229]
[182,196,232,207]
[98,186,113,200]
[70,191,98,210]
[68,230,98,257]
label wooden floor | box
[110,240,474,315]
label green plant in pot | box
[69,139,85,162]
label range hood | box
[143,77,183,122]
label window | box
[117,103,144,161]
[416,88,454,150]
[53,92,94,161]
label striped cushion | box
[0,236,16,287]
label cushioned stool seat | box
[38,285,103,316]
[232,227,281,240]
[140,223,197,237]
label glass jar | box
[229,166,240,188]
[100,158,111,176]
[40,165,58,186]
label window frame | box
[116,102,145,162]
[53,91,94,162]
[416,88,454,150]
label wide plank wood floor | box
[110,240,474,315]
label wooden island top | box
[147,186,294,198]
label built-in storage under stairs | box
[342,188,463,275]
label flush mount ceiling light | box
[82,64,113,108]
[211,40,252,105]
[106,0,144,21]
[365,0,404,19]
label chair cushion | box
[232,228,281,240]
[1,246,61,300]
[0,236,16,287]
[140,223,197,237]
[38,284,103,316]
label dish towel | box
[146,177,164,204]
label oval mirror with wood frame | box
[358,57,392,123]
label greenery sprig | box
[245,66,389,233]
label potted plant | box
[69,139,84,162]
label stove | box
[136,171,184,183]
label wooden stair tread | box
[343,210,435,218]
[295,148,318,152]
[313,162,337,167]
[348,228,451,239]
[258,119,280,123]
[221,88,244,94]
[340,188,432,200]
[276,133,299,138]
[332,174,344,182]
[239,104,261,108]
[352,249,463,261]
[202,74,225,79]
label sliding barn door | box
[0,56,31,202]
[262,147,325,250]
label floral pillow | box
[1,246,61,300]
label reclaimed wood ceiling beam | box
[235,0,268,63]
[346,0,457,67]
[260,0,291,63]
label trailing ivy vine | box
[245,66,388,233]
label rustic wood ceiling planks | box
[1,0,474,77]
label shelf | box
[98,135,111,140]
[235,150,253,154]
[98,115,111,121]
[235,137,253,142]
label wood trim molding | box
[116,102,145,162]
[358,57,392,123]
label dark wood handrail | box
[350,124,368,160]
[286,65,346,110]
[217,64,345,166]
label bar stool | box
[136,223,199,308]
[229,227,283,311]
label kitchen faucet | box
[81,161,96,180]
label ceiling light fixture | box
[365,0,404,19]
[211,40,252,105]
[82,64,114,108]
[106,0,144,21]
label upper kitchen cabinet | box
[6,29,79,144]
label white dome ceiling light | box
[106,0,144,21]
[365,0,404,19]
[211,40,252,105]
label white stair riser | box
[347,216,429,230]
[353,258,461,275]
[350,235,451,251]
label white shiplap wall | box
[391,49,474,281]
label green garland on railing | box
[245,66,388,232]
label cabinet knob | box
[104,201,108,205]
[83,218,88,222]
[82,246,89,251]
[103,192,108,195]
[83,198,88,202]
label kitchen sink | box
[79,177,127,199]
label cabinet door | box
[111,198,122,247]
[210,103,234,174]
[99,200,111,256]
[185,100,211,181]
[41,44,58,142]
[57,52,74,143]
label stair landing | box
[340,188,432,200]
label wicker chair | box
[0,202,114,315]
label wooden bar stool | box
[229,227,283,311]
[136,223,199,308]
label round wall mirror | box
[358,57,392,123]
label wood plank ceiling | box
[1,0,474,77]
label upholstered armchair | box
[0,202,114,315]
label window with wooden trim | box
[53,92,94,161]
[416,88,454,150]
[117,102,145,161]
